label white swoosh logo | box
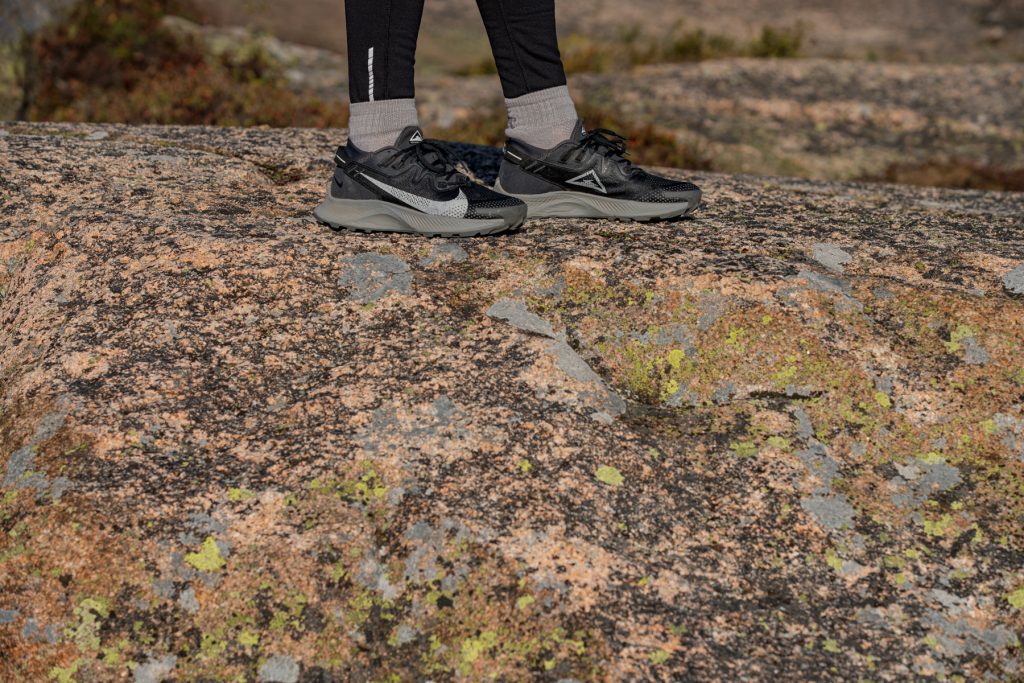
[360,174,468,218]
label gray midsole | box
[493,181,697,218]
[314,197,506,234]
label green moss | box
[772,365,798,385]
[822,639,841,653]
[1006,586,1024,609]
[874,392,892,409]
[649,649,671,664]
[516,595,535,610]
[730,441,758,458]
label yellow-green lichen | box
[227,487,256,502]
[185,536,226,572]
[459,630,500,674]
[595,465,624,487]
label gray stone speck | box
[917,459,961,494]
[0,609,18,624]
[338,253,412,303]
[419,242,468,267]
[152,578,175,599]
[178,587,199,614]
[550,341,603,384]
[796,443,839,491]
[896,463,921,481]
[3,446,36,487]
[712,383,736,405]
[792,407,815,440]
[855,607,889,628]
[1003,264,1024,295]
[259,655,300,683]
[797,270,852,295]
[811,243,853,273]
[930,588,965,613]
[86,131,109,141]
[547,340,626,417]
[49,476,71,500]
[963,336,990,365]
[487,298,557,339]
[697,293,727,331]
[134,654,177,683]
[801,494,856,531]
[534,277,566,298]
[395,624,418,646]
[667,386,698,408]
[35,411,67,441]
[653,323,698,358]
[872,286,895,300]
[404,521,433,541]
[433,396,457,423]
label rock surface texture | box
[1,123,1024,681]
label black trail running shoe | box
[494,120,702,221]
[315,127,527,237]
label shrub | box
[865,160,1024,193]
[747,24,805,58]
[22,0,348,127]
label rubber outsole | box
[313,196,526,237]
[492,181,702,222]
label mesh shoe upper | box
[332,126,524,220]
[502,120,701,204]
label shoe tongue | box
[395,126,425,149]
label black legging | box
[345,0,567,103]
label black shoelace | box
[387,140,470,187]
[572,128,639,174]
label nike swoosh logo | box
[360,174,468,218]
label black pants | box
[345,0,566,103]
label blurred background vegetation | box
[1,0,348,126]
[1,0,1022,190]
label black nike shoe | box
[494,120,701,221]
[315,126,527,237]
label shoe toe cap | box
[660,180,702,204]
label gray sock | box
[505,85,579,150]
[347,99,420,152]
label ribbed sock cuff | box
[505,85,578,150]
[348,99,420,152]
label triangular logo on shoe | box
[567,169,607,194]
[409,130,424,144]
